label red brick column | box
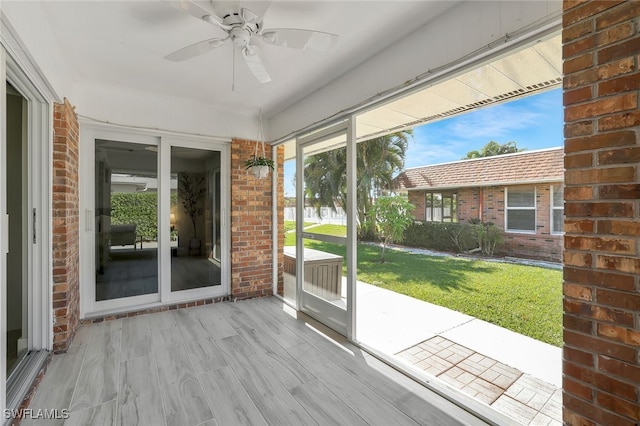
[52,98,80,353]
[275,146,285,296]
[230,139,282,299]
[563,1,640,425]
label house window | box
[425,192,457,222]
[505,186,536,233]
[551,184,564,234]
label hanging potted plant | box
[244,155,275,179]
[244,109,274,179]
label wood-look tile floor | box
[24,298,488,426]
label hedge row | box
[399,220,501,255]
[111,192,177,241]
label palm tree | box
[303,130,411,237]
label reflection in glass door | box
[211,170,221,262]
[170,147,221,292]
[94,140,159,301]
[6,83,28,374]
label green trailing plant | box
[244,155,275,170]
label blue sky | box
[283,88,562,196]
[406,88,563,168]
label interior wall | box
[1,2,262,141]
[268,0,562,140]
[72,81,260,141]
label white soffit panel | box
[356,34,562,141]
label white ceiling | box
[35,0,459,118]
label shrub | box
[400,220,502,255]
[111,192,178,242]
[401,222,459,252]
[369,196,415,262]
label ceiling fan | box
[165,1,339,84]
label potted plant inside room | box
[179,172,205,255]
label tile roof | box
[394,147,564,190]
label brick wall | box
[409,184,563,262]
[408,191,426,220]
[563,1,640,425]
[52,99,80,353]
[276,146,285,296]
[457,187,480,222]
[230,139,282,299]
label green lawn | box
[284,220,316,233]
[287,224,562,347]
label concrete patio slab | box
[355,281,474,354]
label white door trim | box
[1,18,55,414]
[4,44,53,353]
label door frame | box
[1,25,56,413]
[79,122,231,318]
[294,119,357,339]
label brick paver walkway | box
[397,336,562,425]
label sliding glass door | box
[94,140,159,302]
[169,147,222,293]
[82,128,230,316]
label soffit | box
[355,34,562,141]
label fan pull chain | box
[232,45,236,92]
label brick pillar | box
[563,1,640,425]
[52,98,80,353]
[276,146,285,297]
[230,139,283,299]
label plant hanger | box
[244,109,274,179]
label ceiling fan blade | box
[242,46,272,83]
[175,0,232,30]
[165,37,228,61]
[261,28,338,51]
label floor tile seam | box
[67,324,113,413]
[144,352,169,426]
[178,310,221,425]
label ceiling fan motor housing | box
[230,27,252,48]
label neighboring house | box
[394,148,564,262]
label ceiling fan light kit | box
[166,0,339,84]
